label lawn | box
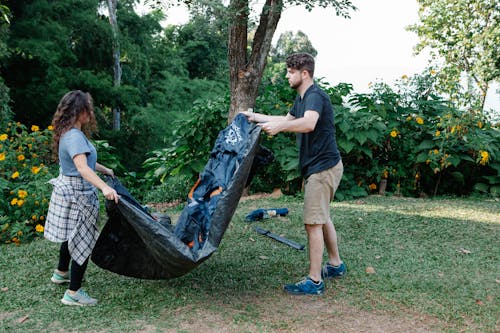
[0,195,498,332]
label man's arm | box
[240,110,294,123]
[259,110,319,136]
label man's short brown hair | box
[286,53,315,78]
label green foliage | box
[271,30,317,63]
[408,0,499,110]
[0,122,57,245]
[142,95,229,188]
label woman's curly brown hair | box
[51,90,97,161]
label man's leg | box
[306,224,324,282]
[323,221,342,266]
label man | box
[242,53,346,295]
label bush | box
[0,122,57,245]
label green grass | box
[0,195,498,332]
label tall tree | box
[408,0,499,111]
[106,0,122,130]
[271,30,318,63]
[0,2,11,127]
[4,0,113,127]
[226,0,355,121]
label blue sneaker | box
[51,270,70,284]
[61,289,98,306]
[283,277,324,295]
[321,262,347,279]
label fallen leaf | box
[475,299,484,306]
[249,237,255,242]
[438,272,444,278]
[366,266,376,274]
[496,279,500,284]
[16,315,29,324]
[459,248,472,254]
[1,287,8,292]
[259,256,269,260]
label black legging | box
[58,241,88,291]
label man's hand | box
[240,110,256,122]
[258,121,283,136]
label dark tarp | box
[91,114,262,279]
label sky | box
[147,0,499,112]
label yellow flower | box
[390,130,398,138]
[434,149,439,155]
[382,170,389,179]
[17,199,24,207]
[31,166,41,174]
[32,215,38,221]
[35,224,44,233]
[17,230,23,236]
[0,133,7,141]
[0,152,5,161]
[10,198,18,205]
[406,116,412,121]
[11,171,19,179]
[435,130,441,137]
[430,69,436,75]
[369,183,377,190]
[17,154,25,161]
[477,121,483,129]
[416,117,424,125]
[48,125,54,131]
[18,190,28,199]
[479,150,489,165]
[40,215,45,221]
[31,125,39,132]
[401,74,408,80]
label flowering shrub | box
[342,70,500,197]
[0,122,57,245]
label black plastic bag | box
[91,114,262,279]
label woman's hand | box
[102,185,119,203]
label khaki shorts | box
[303,160,343,225]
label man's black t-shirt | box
[290,84,341,178]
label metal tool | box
[254,226,304,250]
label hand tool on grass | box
[254,226,304,250]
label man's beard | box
[289,78,302,90]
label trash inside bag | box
[91,114,267,279]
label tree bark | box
[227,0,283,123]
[106,0,122,130]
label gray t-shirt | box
[290,84,341,178]
[59,128,97,176]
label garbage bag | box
[91,114,262,279]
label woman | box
[44,90,119,306]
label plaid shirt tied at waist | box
[44,175,99,265]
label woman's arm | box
[73,154,119,203]
[95,162,114,178]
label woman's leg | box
[69,258,88,292]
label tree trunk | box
[227,0,283,123]
[106,0,122,130]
